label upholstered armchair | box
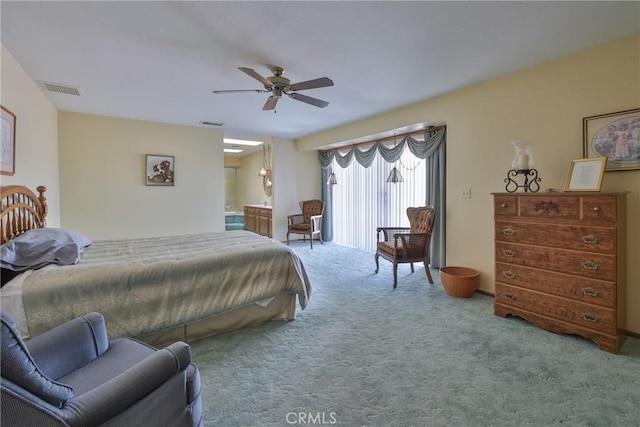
[1,311,203,427]
[374,206,436,289]
[287,199,324,249]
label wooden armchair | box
[287,199,324,249]
[374,206,436,289]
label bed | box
[0,185,311,347]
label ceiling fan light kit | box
[213,66,333,111]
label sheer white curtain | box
[319,127,446,266]
[331,142,427,252]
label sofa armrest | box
[26,313,109,380]
[62,341,191,426]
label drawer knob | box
[592,206,601,212]
[503,271,516,279]
[504,249,517,258]
[504,293,517,301]
[503,228,515,236]
[581,235,600,244]
[581,261,599,271]
[501,203,508,208]
[582,313,599,323]
[581,287,599,297]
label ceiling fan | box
[213,66,334,111]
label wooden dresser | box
[244,205,272,238]
[492,192,626,353]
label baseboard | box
[626,330,640,339]
[475,289,493,297]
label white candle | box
[518,154,529,170]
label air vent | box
[38,81,82,96]
[199,121,224,127]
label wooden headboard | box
[0,185,48,244]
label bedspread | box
[18,230,311,339]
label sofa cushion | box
[0,311,74,408]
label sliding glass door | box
[331,145,427,252]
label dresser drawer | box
[496,194,619,223]
[495,242,615,281]
[495,221,616,253]
[494,195,517,217]
[581,196,617,222]
[518,195,580,220]
[495,263,615,308]
[495,283,615,334]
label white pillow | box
[1,228,92,272]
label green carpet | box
[191,241,640,427]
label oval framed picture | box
[583,108,640,171]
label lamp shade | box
[327,172,338,185]
[386,167,404,183]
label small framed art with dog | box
[146,154,175,186]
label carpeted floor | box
[190,241,640,427]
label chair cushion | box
[290,223,311,232]
[57,337,157,395]
[377,241,400,257]
[0,311,74,408]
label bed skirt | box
[135,293,297,348]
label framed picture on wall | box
[583,108,640,171]
[145,154,175,186]
[565,157,607,192]
[1,105,16,176]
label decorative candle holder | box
[504,169,541,193]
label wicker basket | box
[440,266,480,298]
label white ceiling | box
[2,1,639,153]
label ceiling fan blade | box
[239,67,273,88]
[289,77,334,91]
[289,93,329,108]
[212,89,266,94]
[263,96,279,110]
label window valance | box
[318,127,446,169]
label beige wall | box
[295,149,322,203]
[58,112,224,239]
[0,45,61,226]
[272,138,296,240]
[298,34,640,334]
[224,156,242,168]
